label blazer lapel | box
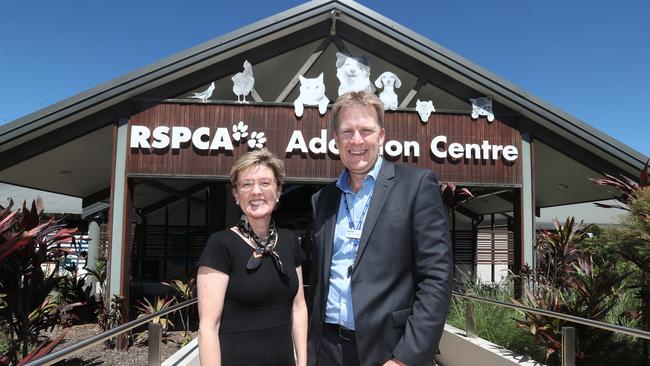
[352,161,395,272]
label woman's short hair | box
[331,91,385,132]
[229,149,286,188]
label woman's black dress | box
[197,228,303,366]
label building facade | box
[1,0,646,311]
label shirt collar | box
[336,157,383,193]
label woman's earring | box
[236,201,239,205]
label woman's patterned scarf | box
[237,216,286,276]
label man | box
[308,91,452,366]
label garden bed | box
[46,324,197,365]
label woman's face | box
[233,164,280,221]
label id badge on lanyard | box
[345,228,362,239]
[343,194,370,245]
[343,193,371,277]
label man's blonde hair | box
[331,91,385,132]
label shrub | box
[514,218,629,365]
[447,281,546,362]
[162,278,196,346]
[590,162,650,363]
[133,296,175,345]
[0,199,77,364]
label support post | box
[148,322,162,366]
[561,326,575,366]
[513,132,535,298]
[86,219,101,300]
[107,118,133,350]
[465,299,476,338]
[512,188,523,298]
[520,132,535,267]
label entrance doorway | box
[129,178,326,297]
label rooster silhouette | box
[232,60,254,103]
[189,82,215,103]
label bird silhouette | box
[190,82,215,103]
[232,60,254,103]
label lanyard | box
[342,191,372,247]
[343,192,371,278]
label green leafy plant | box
[50,262,99,327]
[84,233,108,305]
[163,278,195,301]
[566,257,629,358]
[0,199,78,364]
[133,296,175,345]
[513,283,563,359]
[162,278,196,346]
[590,161,650,362]
[86,261,110,330]
[446,281,546,362]
[95,294,127,349]
[85,264,106,302]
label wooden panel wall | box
[127,103,522,185]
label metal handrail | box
[24,292,649,365]
[453,292,650,340]
[24,298,198,366]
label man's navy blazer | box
[308,160,453,366]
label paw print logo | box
[232,121,249,142]
[247,131,267,149]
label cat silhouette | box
[294,73,330,117]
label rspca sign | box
[130,125,518,162]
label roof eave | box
[1,0,646,176]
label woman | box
[197,149,307,366]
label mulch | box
[46,324,197,365]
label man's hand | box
[383,358,407,366]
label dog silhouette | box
[336,52,372,96]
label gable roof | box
[0,0,646,177]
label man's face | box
[334,105,385,178]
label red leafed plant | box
[0,198,78,365]
[440,183,474,213]
[589,160,649,211]
[513,217,629,364]
[589,160,650,362]
[14,331,68,366]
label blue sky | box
[1,0,648,156]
